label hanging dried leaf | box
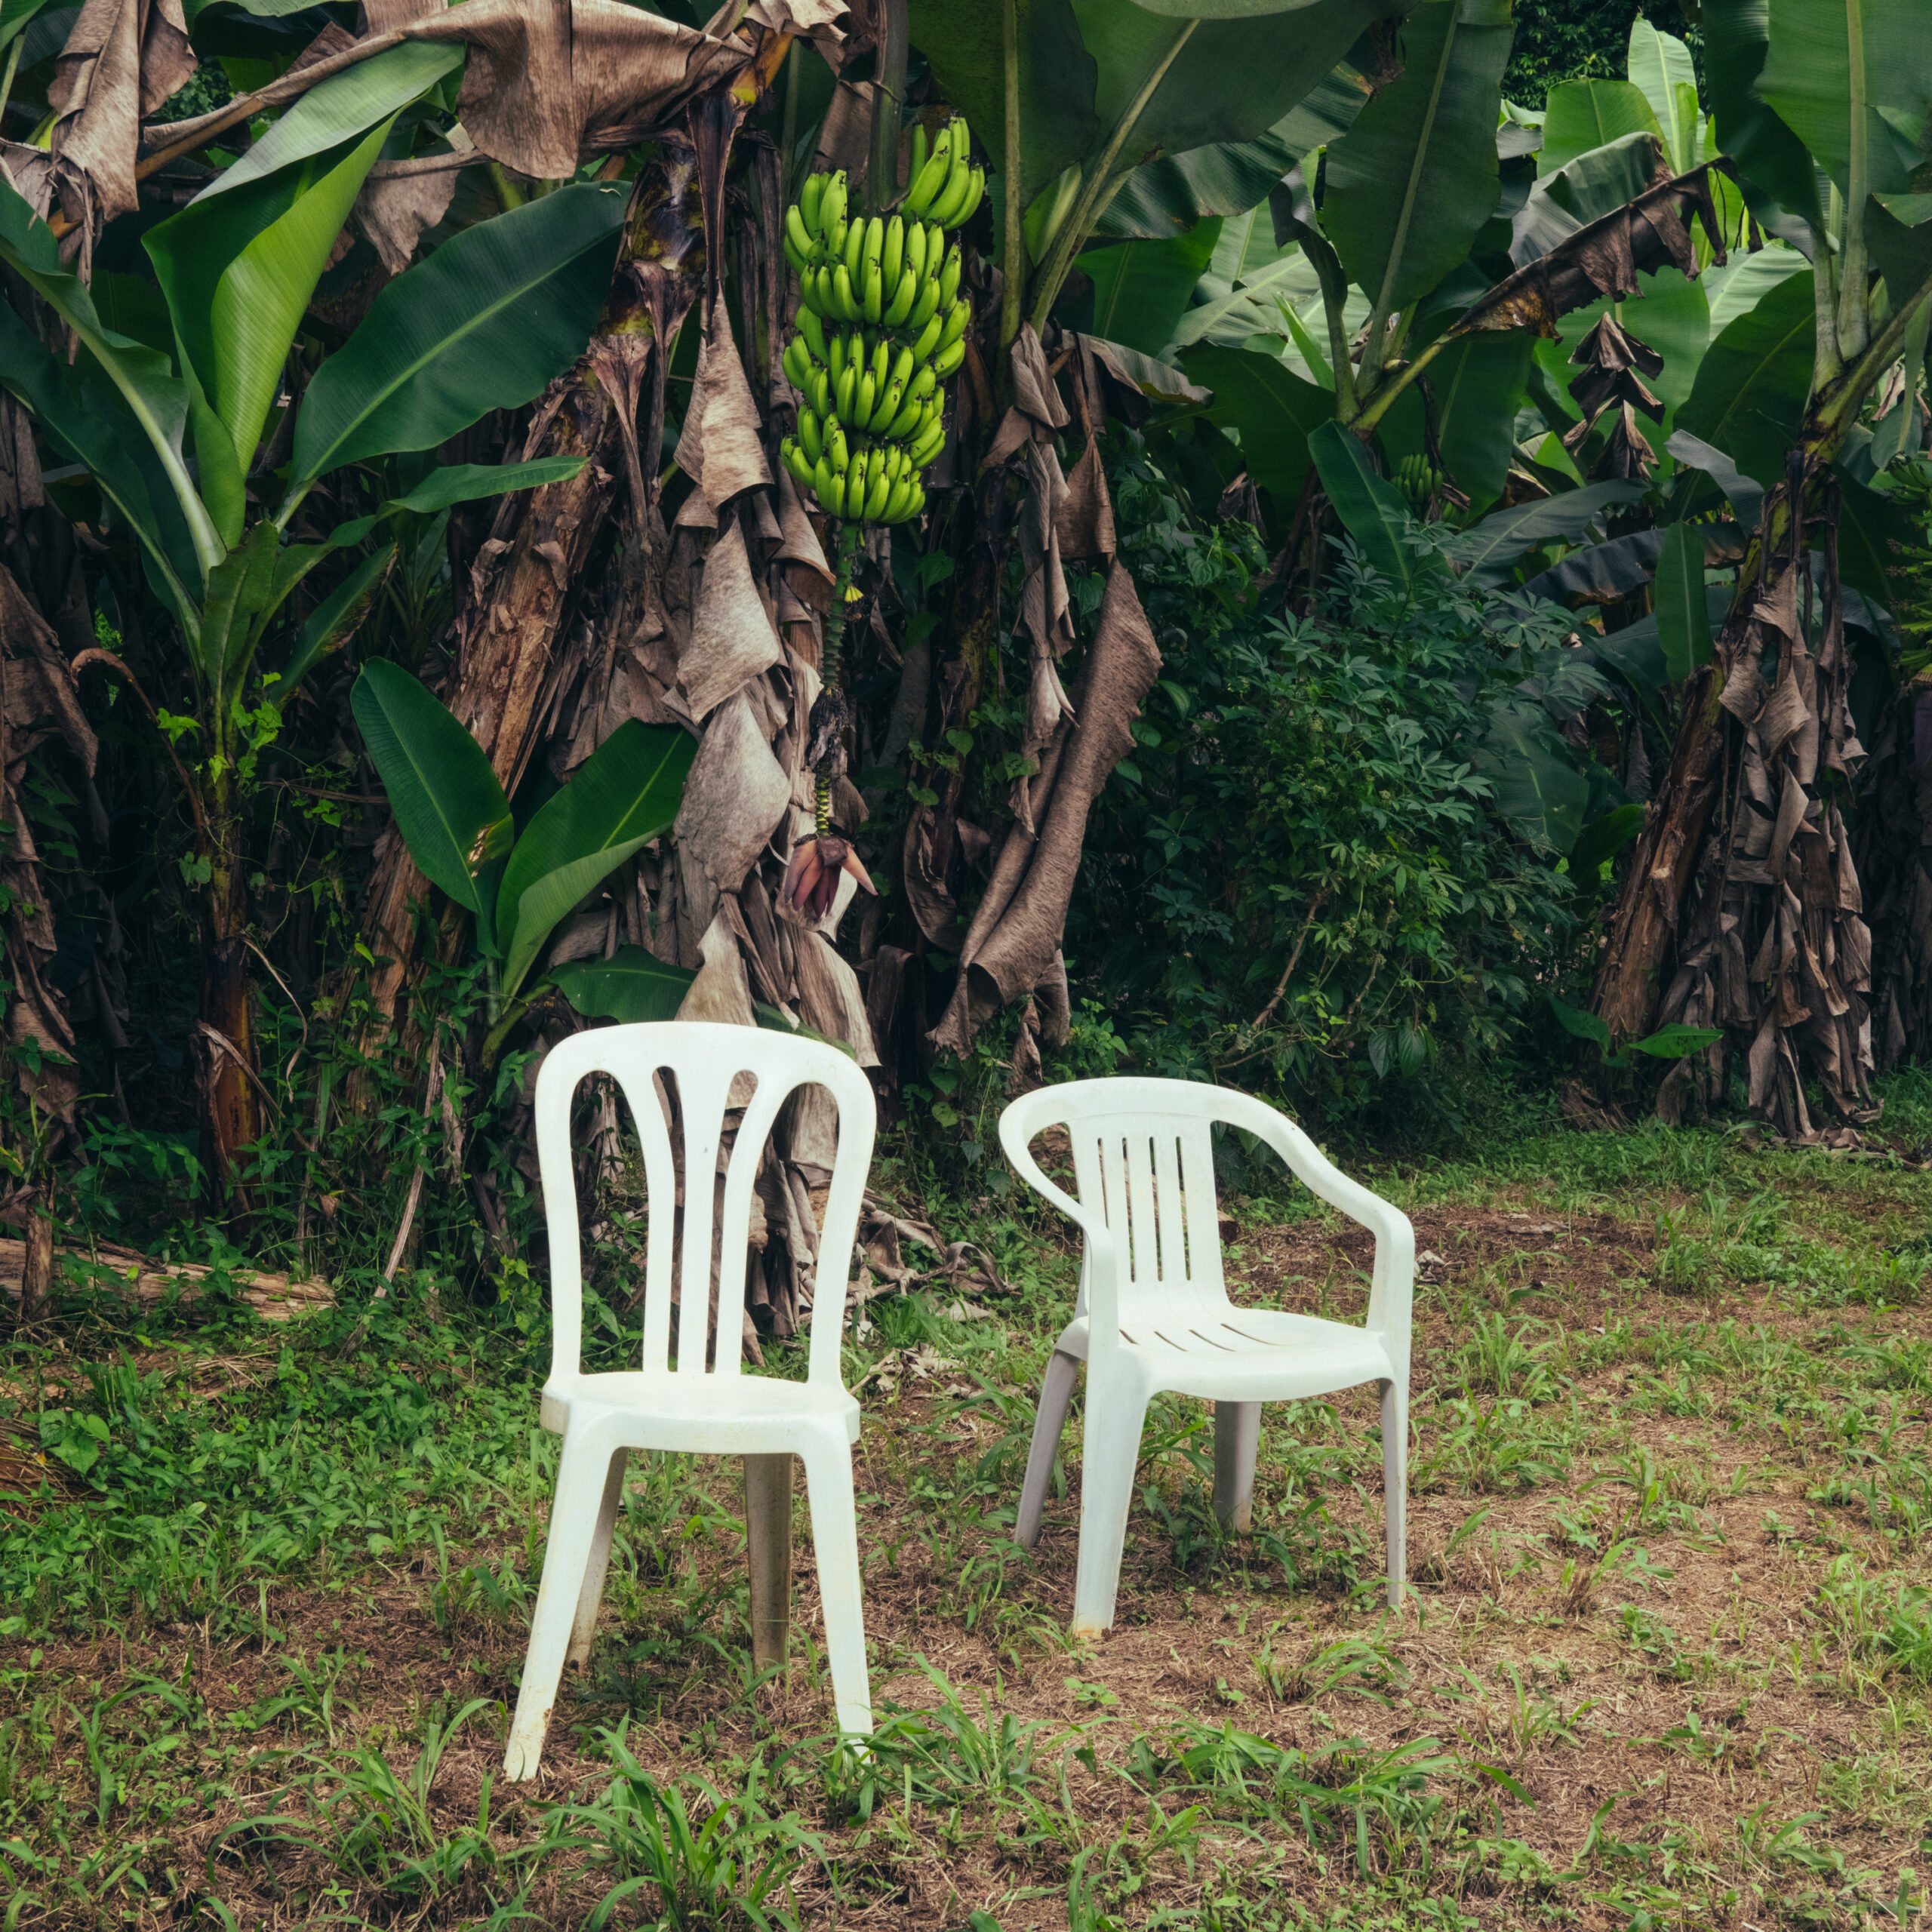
[351,164,461,276]
[680,515,783,720]
[675,301,774,511]
[674,687,791,899]
[45,0,196,232]
[1452,158,1730,341]
[931,561,1161,1054]
[409,0,746,181]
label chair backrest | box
[999,1077,1234,1321]
[999,1077,1411,1358]
[534,1022,876,1389]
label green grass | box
[3,1089,1931,1928]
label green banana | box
[826,217,848,264]
[882,473,913,522]
[856,371,876,425]
[932,338,965,380]
[863,463,892,520]
[938,242,961,310]
[798,408,823,465]
[871,380,904,433]
[882,390,922,439]
[909,122,928,187]
[782,337,813,390]
[832,264,859,321]
[903,219,928,289]
[911,364,937,401]
[835,363,857,423]
[909,309,943,362]
[827,330,848,385]
[863,259,883,325]
[906,273,942,335]
[904,125,951,215]
[954,167,985,228]
[813,454,837,509]
[870,339,891,392]
[797,307,826,364]
[927,137,973,228]
[829,423,849,473]
[885,344,914,395]
[783,233,809,275]
[910,423,944,469]
[882,216,904,293]
[882,267,918,329]
[784,205,814,263]
[820,170,846,236]
[938,297,971,353]
[800,173,826,236]
[842,218,864,281]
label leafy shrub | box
[1075,439,1588,1119]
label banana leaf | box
[1756,0,1932,201]
[1077,222,1222,357]
[1444,478,1647,585]
[351,660,513,927]
[1652,519,1714,681]
[497,721,697,1000]
[1540,80,1662,175]
[149,122,396,534]
[290,182,628,497]
[1702,0,1824,232]
[1188,343,1332,501]
[278,546,397,700]
[1309,418,1414,594]
[1673,266,1815,488]
[0,177,219,577]
[1322,0,1514,318]
[1626,17,1702,174]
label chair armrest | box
[1216,1090,1413,1377]
[998,1100,1124,1346]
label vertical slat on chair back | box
[1065,1100,1226,1320]
[535,1023,875,1388]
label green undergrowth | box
[2,1084,1930,1928]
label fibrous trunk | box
[1592,457,1878,1139]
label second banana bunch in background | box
[779,118,982,526]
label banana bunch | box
[777,119,980,525]
[1395,453,1441,508]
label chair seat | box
[1051,1306,1395,1402]
[540,1371,862,1451]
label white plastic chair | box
[504,1022,877,1780]
[999,1078,1414,1635]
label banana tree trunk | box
[1589,447,1878,1137]
[359,157,703,1035]
[198,765,263,1208]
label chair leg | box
[505,1431,611,1780]
[1015,1350,1080,1549]
[1381,1379,1408,1610]
[567,1449,629,1667]
[800,1437,872,1738]
[1212,1401,1261,1533]
[1071,1369,1149,1638]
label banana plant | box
[0,42,629,1196]
[350,663,697,1064]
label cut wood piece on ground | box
[0,1239,333,1320]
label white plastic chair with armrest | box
[504,1022,876,1780]
[998,1077,1413,1635]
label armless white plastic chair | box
[999,1078,1414,1635]
[504,1021,877,1780]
